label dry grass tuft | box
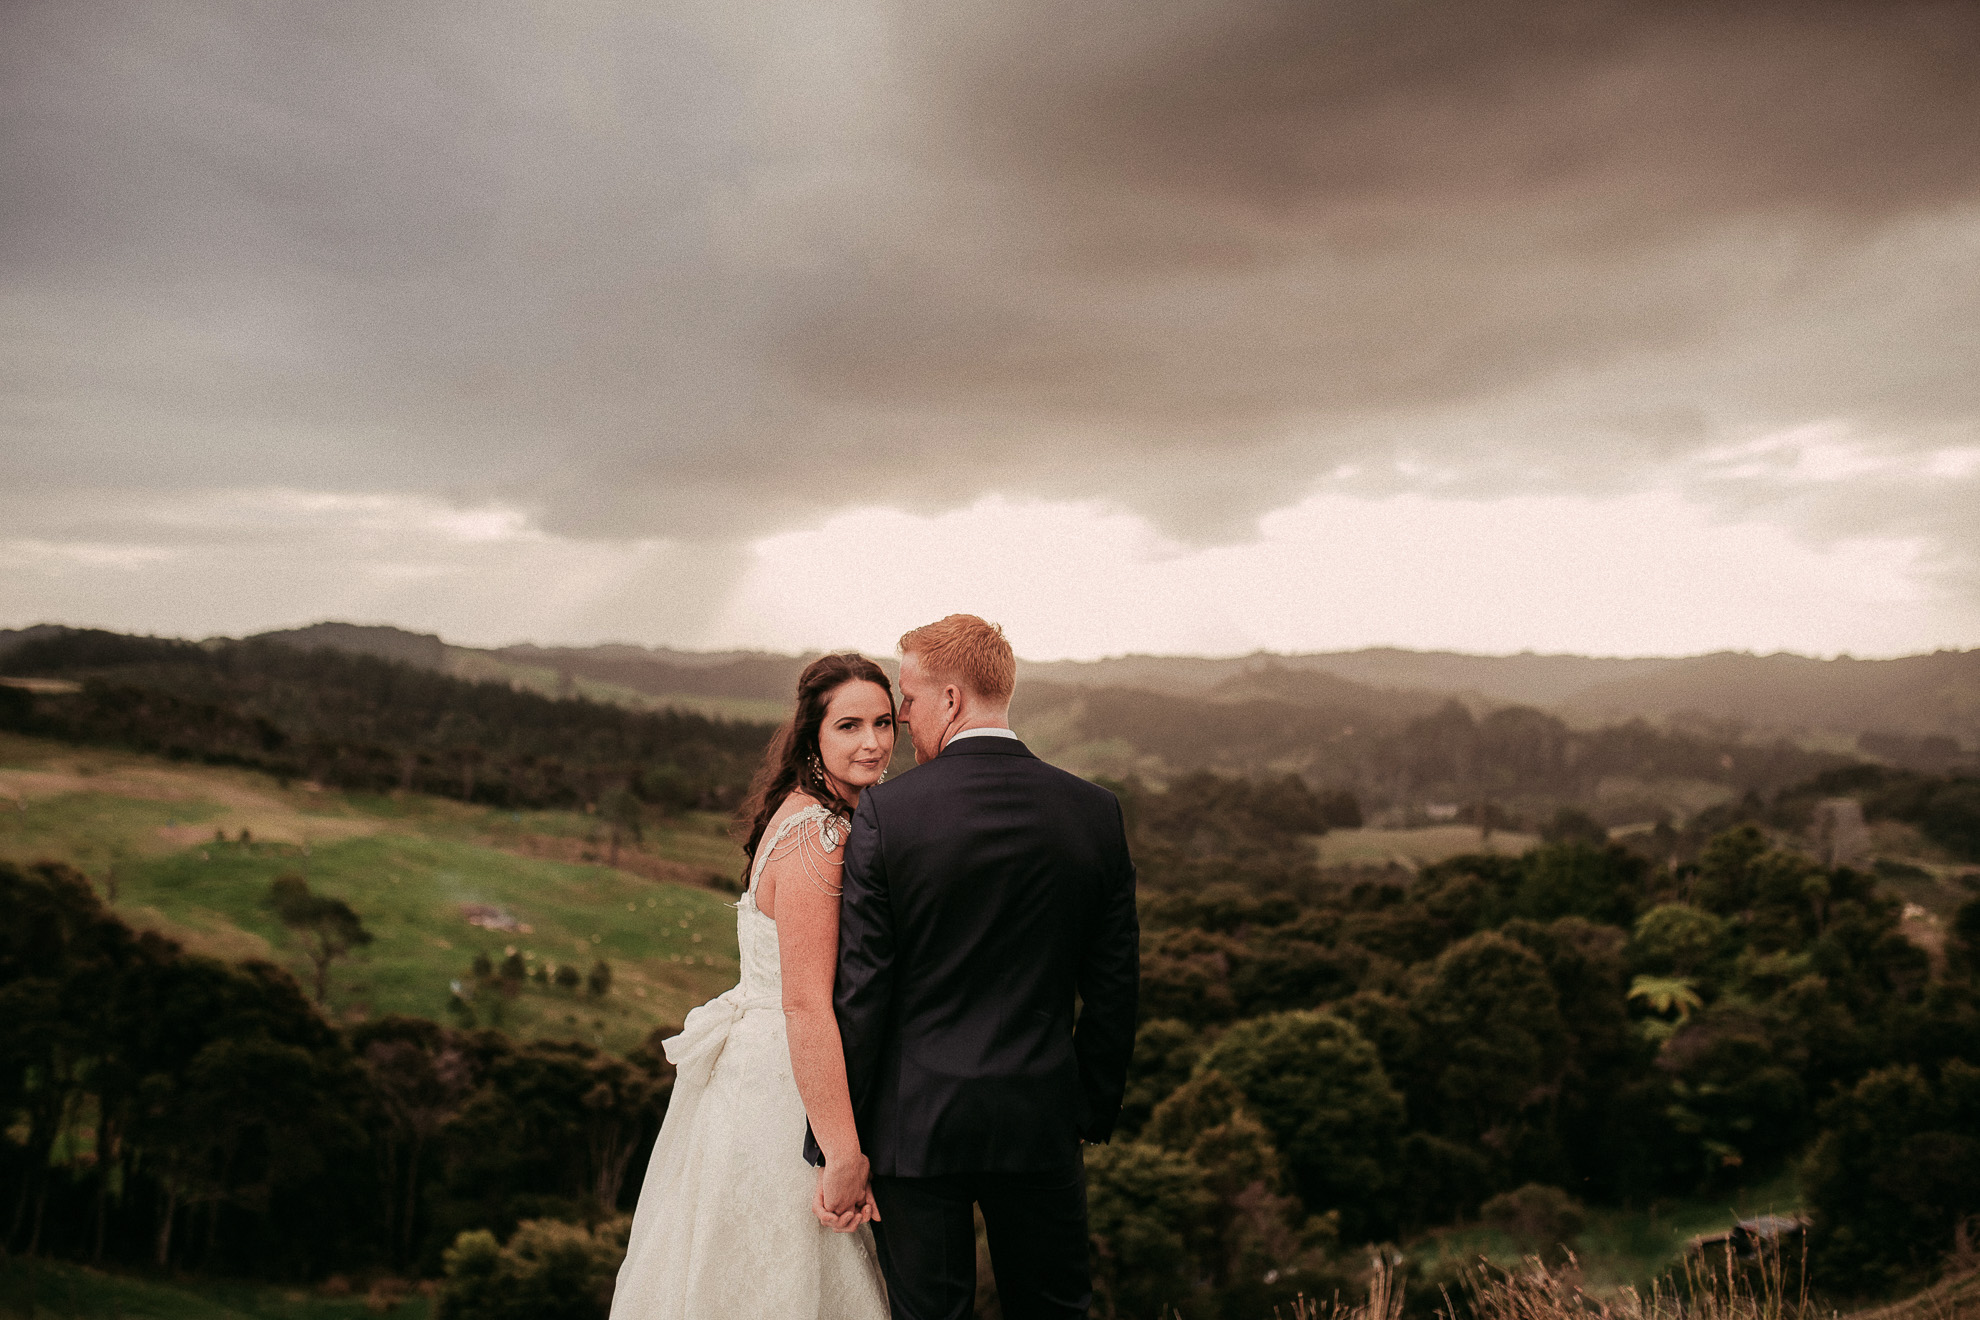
[1453,1246,1824,1320]
[1275,1255,1408,1320]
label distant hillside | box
[0,624,70,655]
[1013,678,1853,821]
[10,622,1973,819]
[1020,648,1679,705]
[1559,648,1980,744]
[255,620,454,668]
[208,624,1980,753]
[497,643,817,702]
[1021,646,1980,746]
[1198,664,1452,720]
[237,624,802,721]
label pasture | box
[1314,824,1543,869]
[0,733,742,1051]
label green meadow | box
[0,1256,430,1320]
[1314,824,1544,869]
[0,733,743,1051]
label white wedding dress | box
[611,804,889,1320]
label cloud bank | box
[3,0,1977,650]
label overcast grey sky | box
[4,0,1978,658]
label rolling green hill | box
[0,732,744,1051]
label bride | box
[611,653,895,1319]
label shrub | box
[1480,1183,1585,1262]
[436,1217,628,1320]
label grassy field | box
[1315,825,1544,869]
[0,733,743,1051]
[0,1255,431,1320]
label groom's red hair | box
[898,614,1016,704]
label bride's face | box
[816,679,896,793]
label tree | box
[0,862,104,1254]
[355,1019,478,1267]
[1409,933,1569,1148]
[598,786,643,868]
[1515,842,1644,926]
[1951,895,1980,979]
[1082,1142,1217,1320]
[1539,807,1607,847]
[1632,904,1728,978]
[1692,826,1771,916]
[1805,1061,1980,1293]
[1136,929,1239,1026]
[266,874,373,1005]
[1628,975,1703,1025]
[1199,1010,1403,1235]
[1141,1072,1318,1301]
[136,1033,361,1268]
[1921,781,1980,861]
[1116,1018,1200,1138]
[438,1038,668,1229]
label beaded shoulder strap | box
[750,803,849,898]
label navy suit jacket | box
[806,736,1139,1176]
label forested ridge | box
[1018,679,1861,822]
[0,629,772,813]
[6,626,1960,830]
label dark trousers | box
[870,1162,1091,1320]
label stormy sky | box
[4,0,1978,659]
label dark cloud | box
[780,0,1980,424]
[3,0,1978,571]
[939,0,1980,218]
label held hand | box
[812,1177,879,1233]
[816,1152,880,1232]
[819,1150,870,1214]
[813,1177,863,1232]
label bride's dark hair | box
[733,652,895,884]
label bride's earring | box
[809,750,826,781]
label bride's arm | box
[766,818,871,1218]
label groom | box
[812,614,1140,1320]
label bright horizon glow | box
[3,486,1970,662]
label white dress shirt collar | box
[947,727,1019,743]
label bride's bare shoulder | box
[770,790,822,819]
[762,791,826,837]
